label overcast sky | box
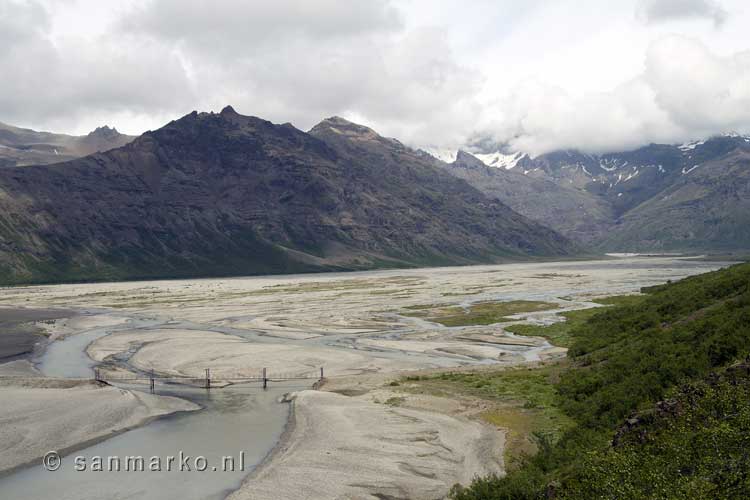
[1,0,749,154]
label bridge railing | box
[95,366,325,392]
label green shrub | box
[453,262,750,499]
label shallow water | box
[0,383,294,500]
[3,316,298,500]
[35,315,161,378]
[37,328,110,378]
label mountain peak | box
[220,105,238,116]
[453,150,487,169]
[317,116,356,126]
[310,116,379,137]
[87,125,120,138]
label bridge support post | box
[262,368,267,390]
[150,369,155,394]
[205,368,211,390]
[320,366,324,381]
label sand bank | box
[0,359,42,377]
[0,307,71,360]
[88,328,430,379]
[229,390,503,500]
[0,378,198,474]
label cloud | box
[120,0,403,55]
[114,0,481,146]
[482,36,750,156]
[0,0,49,46]
[0,0,480,144]
[0,0,194,131]
[637,0,728,27]
[645,35,750,134]
[487,78,681,156]
[0,0,748,155]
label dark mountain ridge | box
[0,107,575,285]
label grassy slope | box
[451,262,750,499]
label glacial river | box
[0,318,296,500]
[0,257,734,499]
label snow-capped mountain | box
[418,146,458,163]
[427,133,750,252]
[421,139,530,170]
[473,151,528,170]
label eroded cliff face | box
[0,108,575,285]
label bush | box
[452,262,750,499]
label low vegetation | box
[563,365,750,499]
[400,365,575,467]
[450,262,750,499]
[504,296,641,348]
[403,300,558,327]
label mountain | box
[0,122,134,167]
[526,135,750,216]
[441,151,614,244]
[0,108,575,285]
[306,116,574,256]
[605,146,750,251]
[430,134,750,252]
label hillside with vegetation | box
[450,261,750,499]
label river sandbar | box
[0,378,198,475]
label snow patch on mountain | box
[421,147,458,163]
[682,164,701,175]
[623,169,639,182]
[679,139,706,151]
[474,151,527,170]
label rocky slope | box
[433,135,750,252]
[0,122,134,167]
[604,147,750,251]
[443,151,614,245]
[0,108,575,285]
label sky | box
[1,0,749,155]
